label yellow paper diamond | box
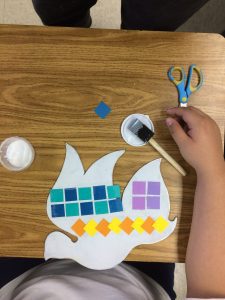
[132,217,145,234]
[153,216,169,233]
[108,218,122,234]
[84,219,98,236]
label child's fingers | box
[188,106,207,116]
[165,117,191,147]
[166,107,203,128]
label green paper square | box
[78,187,92,200]
[95,201,109,215]
[107,185,121,199]
[66,203,79,217]
[50,189,64,202]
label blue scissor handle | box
[186,64,204,98]
[168,66,188,105]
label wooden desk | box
[0,25,224,262]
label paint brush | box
[129,119,186,176]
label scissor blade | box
[180,103,188,108]
[186,64,204,98]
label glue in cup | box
[121,114,155,147]
[0,137,35,171]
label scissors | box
[168,64,204,107]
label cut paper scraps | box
[45,144,177,270]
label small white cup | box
[121,114,155,147]
[0,137,35,171]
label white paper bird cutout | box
[45,144,177,270]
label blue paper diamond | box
[94,101,111,119]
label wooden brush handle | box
[149,138,187,176]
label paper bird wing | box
[46,145,125,235]
[122,158,173,221]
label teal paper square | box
[95,201,109,215]
[50,189,64,202]
[107,185,121,199]
[66,203,79,217]
[78,187,92,200]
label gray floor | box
[0,0,224,299]
[177,0,225,34]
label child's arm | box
[166,106,225,298]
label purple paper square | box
[132,197,145,210]
[132,181,146,195]
[147,196,160,209]
[148,182,160,195]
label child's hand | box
[165,106,224,176]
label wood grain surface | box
[0,25,224,262]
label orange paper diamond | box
[142,217,154,234]
[120,217,133,234]
[71,219,86,237]
[96,219,110,237]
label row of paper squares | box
[51,198,123,218]
[50,185,121,203]
[71,216,169,237]
[132,196,160,210]
[133,181,160,195]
